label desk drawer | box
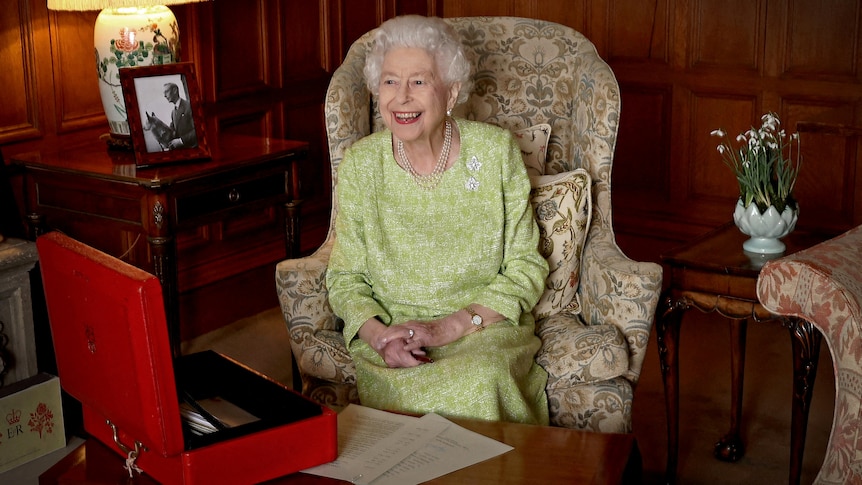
[175,172,286,224]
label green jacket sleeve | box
[325,146,389,345]
[471,133,548,324]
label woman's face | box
[378,47,459,145]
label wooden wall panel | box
[607,0,670,63]
[532,0,588,33]
[212,1,270,98]
[443,0,516,18]
[48,10,102,132]
[615,84,671,198]
[396,0,440,17]
[689,95,758,201]
[785,0,860,79]
[788,101,858,230]
[0,0,38,140]
[282,1,328,82]
[341,0,381,54]
[691,0,764,71]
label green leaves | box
[712,113,801,214]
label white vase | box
[93,6,179,138]
[733,199,798,254]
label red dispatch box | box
[35,232,337,484]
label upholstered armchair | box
[757,225,862,484]
[275,17,663,433]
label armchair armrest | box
[577,227,663,384]
[757,225,862,485]
[275,241,356,390]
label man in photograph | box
[162,82,198,150]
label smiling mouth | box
[394,112,421,123]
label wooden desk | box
[656,222,830,485]
[40,419,639,485]
[5,132,307,351]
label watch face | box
[472,314,483,326]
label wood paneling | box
[212,1,270,97]
[1,0,48,142]
[689,95,757,201]
[607,0,669,63]
[3,0,862,263]
[785,0,860,79]
[615,84,672,199]
[691,0,764,71]
[533,0,588,33]
[49,10,102,131]
[443,0,516,18]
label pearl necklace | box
[396,119,452,190]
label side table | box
[6,130,307,354]
[656,222,830,485]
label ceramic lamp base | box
[99,133,133,151]
[94,6,179,138]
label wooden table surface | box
[40,418,640,485]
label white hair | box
[364,15,473,105]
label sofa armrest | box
[757,225,862,484]
[758,227,862,325]
[577,227,663,384]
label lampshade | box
[47,0,209,148]
[47,0,207,10]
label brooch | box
[465,155,481,191]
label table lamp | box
[46,0,208,148]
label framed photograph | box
[120,62,210,167]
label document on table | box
[302,404,514,485]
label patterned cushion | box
[513,124,551,176]
[530,169,592,319]
[535,313,629,390]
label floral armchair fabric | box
[275,17,663,433]
[757,225,862,484]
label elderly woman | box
[325,15,549,425]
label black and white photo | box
[120,62,209,167]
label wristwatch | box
[466,306,484,331]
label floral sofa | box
[275,16,663,433]
[757,224,862,484]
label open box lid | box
[37,232,185,456]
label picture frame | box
[120,62,210,168]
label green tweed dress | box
[326,119,550,425]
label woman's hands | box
[358,306,502,368]
[357,318,430,368]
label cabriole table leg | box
[714,318,747,461]
[656,294,687,485]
